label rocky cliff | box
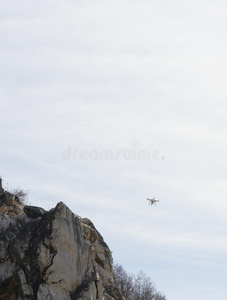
[0,180,124,300]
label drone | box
[147,198,159,206]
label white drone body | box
[147,198,159,205]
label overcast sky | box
[1,1,227,299]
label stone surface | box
[23,205,46,218]
[0,178,4,195]
[0,200,125,300]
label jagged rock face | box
[0,199,124,300]
[0,179,4,196]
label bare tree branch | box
[113,264,167,300]
[10,188,29,203]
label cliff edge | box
[0,181,124,300]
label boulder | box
[0,201,125,300]
[23,205,46,218]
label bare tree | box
[114,264,134,299]
[10,188,29,203]
[113,264,167,300]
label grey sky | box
[1,1,227,299]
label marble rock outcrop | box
[0,181,124,300]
